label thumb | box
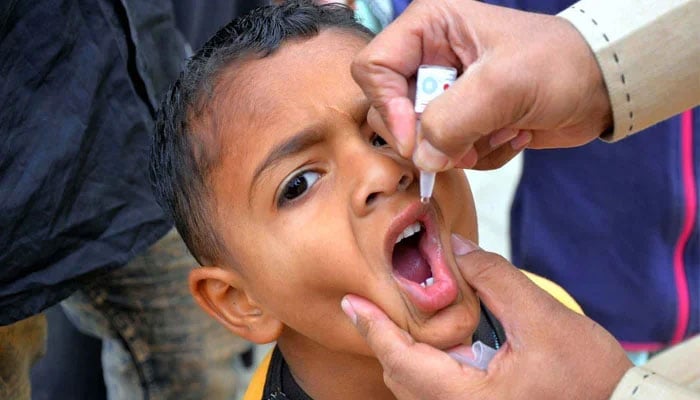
[450,234,559,336]
[351,9,424,158]
[341,294,416,362]
[351,56,418,158]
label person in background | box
[0,1,249,399]
[492,0,700,366]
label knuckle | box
[381,346,410,378]
[350,49,373,83]
[356,312,377,339]
[420,116,458,151]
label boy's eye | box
[278,170,321,206]
[370,133,388,147]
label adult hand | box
[351,0,612,171]
[341,234,632,400]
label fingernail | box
[489,128,518,148]
[510,130,532,150]
[392,123,411,157]
[451,233,480,256]
[341,297,357,325]
[414,140,450,171]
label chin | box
[410,298,480,349]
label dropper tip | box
[419,170,436,204]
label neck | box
[277,332,396,400]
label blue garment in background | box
[390,0,410,19]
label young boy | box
[150,1,579,399]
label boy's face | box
[202,29,480,356]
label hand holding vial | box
[351,0,612,172]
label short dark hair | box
[150,0,373,265]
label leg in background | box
[0,314,47,400]
[62,229,251,400]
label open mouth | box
[392,222,435,288]
[386,202,459,313]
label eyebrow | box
[349,98,371,126]
[250,128,325,196]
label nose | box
[351,148,415,217]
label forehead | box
[221,28,368,118]
[207,29,369,205]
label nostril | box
[398,174,411,191]
[366,192,379,205]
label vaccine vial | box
[415,65,458,114]
[414,65,457,203]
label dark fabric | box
[473,304,505,350]
[261,305,505,399]
[172,0,269,50]
[487,0,700,346]
[262,346,292,400]
[280,350,312,400]
[30,306,106,400]
[0,0,186,325]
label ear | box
[189,266,283,344]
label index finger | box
[351,11,423,157]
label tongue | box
[392,236,432,283]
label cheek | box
[251,264,373,354]
[438,172,478,240]
[241,231,360,318]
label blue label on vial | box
[422,77,438,95]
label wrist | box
[555,14,613,140]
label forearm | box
[559,0,700,142]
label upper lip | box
[384,200,434,273]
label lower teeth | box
[420,277,435,288]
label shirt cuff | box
[558,0,700,142]
[610,367,700,400]
[557,2,633,142]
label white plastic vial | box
[414,65,457,203]
[414,65,458,114]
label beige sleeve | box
[558,0,700,142]
[610,336,700,399]
[610,367,700,400]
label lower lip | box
[394,222,458,314]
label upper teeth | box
[395,222,422,244]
